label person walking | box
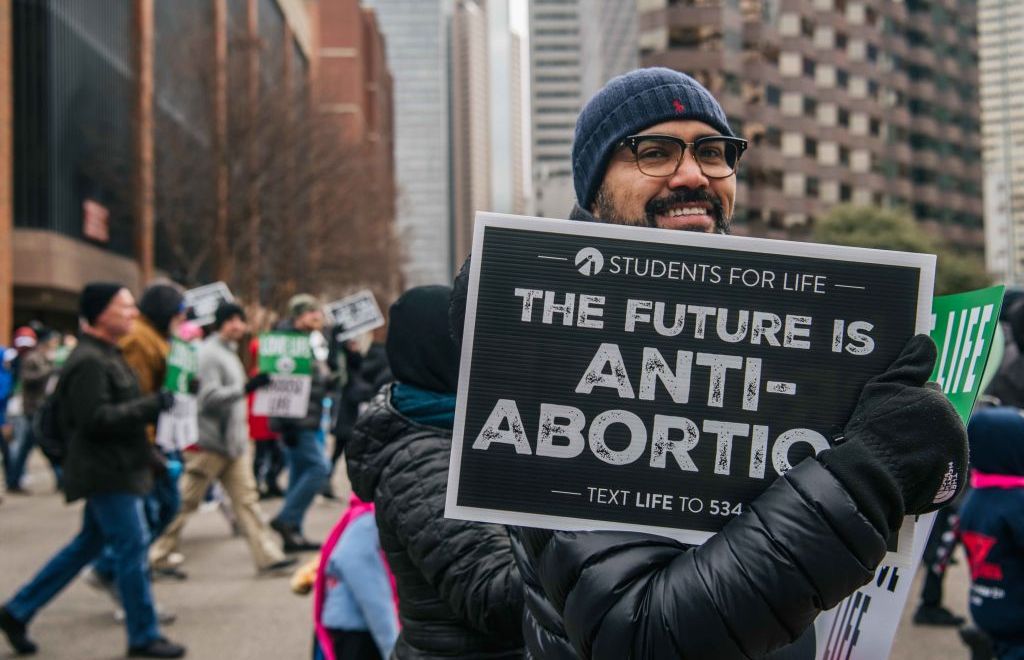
[5,326,59,492]
[149,303,297,575]
[0,282,186,658]
[269,294,334,553]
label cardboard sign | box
[446,213,934,562]
[156,339,199,451]
[812,285,1005,660]
[252,332,312,418]
[324,290,385,343]
[183,282,234,328]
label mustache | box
[645,189,723,218]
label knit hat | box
[388,285,460,395]
[572,67,735,210]
[138,283,185,335]
[79,282,125,325]
[214,302,246,330]
[288,293,319,318]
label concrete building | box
[979,0,1024,284]
[529,0,637,218]
[362,0,454,286]
[3,0,315,332]
[638,0,983,244]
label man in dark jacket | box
[269,293,333,552]
[450,68,969,659]
[0,283,185,658]
[346,286,524,659]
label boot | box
[127,636,186,658]
[0,606,38,655]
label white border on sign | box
[445,212,935,566]
[324,289,385,343]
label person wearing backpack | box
[0,282,186,658]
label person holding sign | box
[149,304,296,576]
[450,68,969,659]
[269,294,335,553]
[346,286,525,659]
[0,283,185,658]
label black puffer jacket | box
[513,457,883,659]
[346,386,525,659]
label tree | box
[812,205,990,295]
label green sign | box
[258,332,313,375]
[164,339,198,394]
[929,285,1005,422]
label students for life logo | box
[575,247,604,276]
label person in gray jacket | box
[149,303,296,575]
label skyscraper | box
[363,0,454,285]
[980,0,1024,284]
[637,0,983,246]
[529,0,638,217]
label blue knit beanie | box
[572,67,735,210]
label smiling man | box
[450,68,970,659]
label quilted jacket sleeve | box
[535,459,889,659]
[378,439,525,640]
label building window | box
[836,68,849,88]
[804,137,818,157]
[840,183,852,201]
[803,96,818,117]
[838,107,850,128]
[803,57,816,77]
[806,177,820,198]
[765,84,781,106]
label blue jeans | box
[94,459,181,580]
[273,429,329,531]
[6,415,63,490]
[4,492,161,647]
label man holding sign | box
[450,68,969,659]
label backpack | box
[32,386,67,463]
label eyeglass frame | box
[618,134,749,180]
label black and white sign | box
[446,213,934,562]
[324,290,385,343]
[183,282,235,328]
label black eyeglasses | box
[619,134,748,179]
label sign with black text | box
[446,213,935,561]
[324,290,385,343]
[184,282,235,328]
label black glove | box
[245,373,272,394]
[149,444,169,477]
[187,377,200,395]
[819,334,968,531]
[157,390,176,412]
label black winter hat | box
[387,285,460,395]
[967,407,1024,477]
[572,67,735,211]
[138,283,185,335]
[79,282,125,325]
[214,302,246,330]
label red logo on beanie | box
[672,99,685,114]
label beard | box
[592,186,731,234]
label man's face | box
[95,289,138,340]
[295,309,324,333]
[220,315,248,342]
[592,119,737,233]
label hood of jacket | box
[346,384,451,503]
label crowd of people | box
[0,67,1020,660]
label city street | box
[1,455,974,660]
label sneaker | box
[913,604,965,627]
[0,606,38,655]
[270,520,321,553]
[259,557,299,575]
[150,566,188,581]
[126,636,186,658]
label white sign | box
[324,290,385,343]
[184,282,235,327]
[155,394,199,451]
[252,375,313,418]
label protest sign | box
[813,284,1005,660]
[324,290,385,343]
[183,282,234,327]
[251,332,312,418]
[446,213,934,562]
[155,339,199,451]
